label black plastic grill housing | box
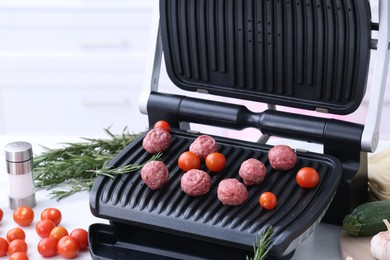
[90,130,341,256]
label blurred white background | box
[0,0,388,143]
[0,0,155,137]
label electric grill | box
[89,0,390,259]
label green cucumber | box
[343,200,390,237]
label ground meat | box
[239,158,266,186]
[142,128,171,154]
[217,178,248,206]
[189,135,218,160]
[140,161,169,190]
[268,145,297,171]
[180,169,211,196]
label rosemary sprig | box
[90,152,163,178]
[246,226,274,260]
[33,127,144,201]
[46,179,96,201]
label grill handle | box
[148,93,364,149]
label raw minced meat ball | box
[268,144,297,171]
[239,158,266,185]
[189,135,218,160]
[140,161,169,190]
[142,128,171,154]
[180,169,211,196]
[217,178,248,206]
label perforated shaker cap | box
[4,142,33,162]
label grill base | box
[89,223,296,260]
[89,130,342,258]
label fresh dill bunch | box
[246,226,274,260]
[33,127,143,201]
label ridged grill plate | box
[90,130,341,255]
[160,0,371,114]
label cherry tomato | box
[36,219,56,238]
[6,228,26,242]
[154,120,171,132]
[70,228,89,251]
[13,206,34,226]
[178,151,201,172]
[8,239,27,255]
[0,237,9,256]
[57,235,79,259]
[9,252,29,260]
[49,226,69,242]
[205,152,226,172]
[259,192,278,210]
[9,252,28,260]
[41,208,62,226]
[37,237,58,257]
[0,208,3,222]
[296,167,320,188]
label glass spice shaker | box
[4,141,37,209]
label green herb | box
[246,226,274,260]
[33,127,144,201]
[90,152,163,178]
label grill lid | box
[160,0,371,115]
[89,130,341,256]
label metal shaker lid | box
[4,142,33,162]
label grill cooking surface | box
[90,130,341,255]
[160,0,371,115]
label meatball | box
[142,128,171,154]
[239,158,266,185]
[140,161,169,190]
[180,169,211,196]
[189,135,218,160]
[217,178,248,206]
[268,145,297,171]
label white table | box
[0,135,388,259]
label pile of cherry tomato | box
[0,206,88,259]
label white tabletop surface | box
[0,135,388,260]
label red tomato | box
[57,235,79,259]
[205,152,226,172]
[13,206,34,226]
[41,208,62,226]
[0,208,3,222]
[178,151,201,172]
[70,228,89,251]
[49,226,68,242]
[9,252,29,260]
[37,237,58,257]
[0,237,9,256]
[6,228,26,242]
[154,120,171,132]
[8,239,27,255]
[259,192,278,210]
[36,219,56,238]
[296,167,320,188]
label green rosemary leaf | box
[91,153,163,178]
[246,226,274,260]
[33,127,143,200]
